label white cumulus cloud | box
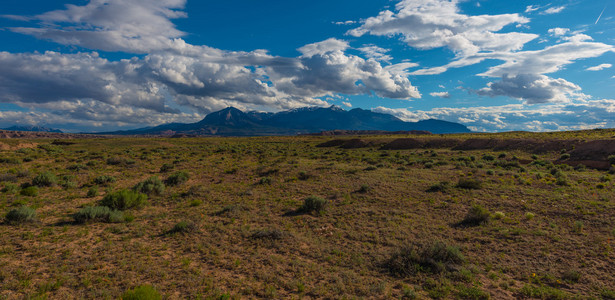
[586,63,612,71]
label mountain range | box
[102,106,470,136]
[1,125,63,133]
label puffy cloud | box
[430,92,451,98]
[477,74,582,104]
[0,51,170,111]
[269,42,421,100]
[297,38,350,58]
[548,28,569,36]
[542,6,566,15]
[348,0,536,57]
[8,0,188,53]
[0,39,421,127]
[373,99,615,132]
[358,45,393,62]
[586,63,612,71]
[479,39,614,77]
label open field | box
[1,130,614,299]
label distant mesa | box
[2,125,63,133]
[100,106,471,136]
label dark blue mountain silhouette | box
[102,106,470,136]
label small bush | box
[122,285,161,300]
[492,211,505,220]
[455,179,482,190]
[32,171,57,187]
[299,196,327,214]
[456,285,490,300]
[2,183,19,194]
[561,270,581,283]
[459,204,490,226]
[5,206,37,224]
[519,284,568,300]
[250,228,284,240]
[481,155,495,161]
[133,176,165,195]
[167,221,197,235]
[525,212,535,220]
[67,164,87,171]
[559,153,570,160]
[93,175,116,185]
[20,186,39,197]
[258,177,272,185]
[106,156,135,166]
[357,184,371,193]
[87,187,98,198]
[298,171,311,180]
[385,241,465,277]
[73,206,124,224]
[608,155,615,166]
[159,163,174,173]
[165,171,189,186]
[427,181,450,193]
[100,190,147,210]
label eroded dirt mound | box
[316,138,381,149]
[316,139,347,148]
[567,140,615,161]
[339,139,372,149]
[380,138,425,150]
[453,138,580,153]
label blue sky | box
[0,0,613,132]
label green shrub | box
[106,156,135,166]
[32,171,57,187]
[357,184,371,193]
[519,284,568,300]
[87,187,98,198]
[492,211,505,220]
[601,288,615,300]
[608,155,615,166]
[561,270,581,283]
[525,212,535,220]
[93,175,116,185]
[133,176,165,195]
[258,177,272,185]
[559,153,570,160]
[122,285,161,300]
[298,171,311,180]
[60,175,77,189]
[427,181,450,193]
[456,285,490,300]
[159,163,174,173]
[5,206,37,224]
[459,204,490,226]
[2,183,19,194]
[299,196,327,214]
[67,164,87,171]
[165,171,189,186]
[73,206,124,224]
[481,155,495,161]
[20,186,39,197]
[250,228,284,240]
[455,179,482,190]
[167,221,197,235]
[385,241,465,277]
[100,190,147,210]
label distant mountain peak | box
[102,106,470,136]
[2,125,63,133]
